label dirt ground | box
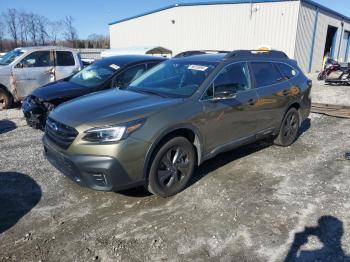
[0,79,350,262]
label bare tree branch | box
[4,8,19,47]
[63,16,78,48]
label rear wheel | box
[147,137,196,197]
[274,108,300,147]
[0,89,13,110]
[317,72,325,80]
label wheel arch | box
[143,124,203,180]
[286,102,302,124]
[0,83,15,104]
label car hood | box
[32,81,97,102]
[50,89,182,129]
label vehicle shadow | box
[190,138,273,187]
[285,216,350,262]
[119,186,152,197]
[0,120,17,134]
[0,172,42,234]
[298,118,311,137]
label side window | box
[115,64,146,88]
[204,62,251,99]
[276,63,297,80]
[251,62,283,88]
[146,62,160,70]
[20,51,53,68]
[56,51,75,66]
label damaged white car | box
[0,46,82,109]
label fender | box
[142,123,204,180]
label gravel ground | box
[0,82,350,261]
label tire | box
[274,108,300,147]
[0,88,13,110]
[317,72,325,81]
[147,137,196,197]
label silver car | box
[0,46,82,109]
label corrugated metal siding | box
[109,1,300,58]
[339,31,350,62]
[294,2,316,72]
[296,2,350,72]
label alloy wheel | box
[157,146,190,189]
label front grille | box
[45,117,78,149]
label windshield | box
[69,63,118,87]
[0,49,25,65]
[128,60,218,98]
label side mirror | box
[213,87,236,100]
[15,62,24,69]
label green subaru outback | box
[43,50,311,197]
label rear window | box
[250,62,283,88]
[276,63,297,79]
[56,51,75,66]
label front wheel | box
[274,108,300,147]
[0,89,13,110]
[147,137,196,197]
[317,72,325,81]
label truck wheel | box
[274,108,300,147]
[0,89,13,110]
[147,137,196,197]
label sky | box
[0,0,349,38]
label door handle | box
[44,68,55,75]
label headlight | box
[82,119,146,142]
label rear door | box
[11,50,55,99]
[249,62,292,131]
[54,51,79,80]
[199,62,260,152]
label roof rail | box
[225,50,289,59]
[174,50,230,58]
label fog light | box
[91,173,107,186]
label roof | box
[173,53,227,62]
[172,50,290,62]
[15,46,77,52]
[95,55,167,68]
[101,46,172,58]
[109,0,350,26]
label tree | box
[0,18,5,51]
[37,15,49,45]
[18,12,29,46]
[26,12,38,45]
[4,8,19,47]
[63,16,78,48]
[48,20,63,45]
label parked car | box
[43,50,311,197]
[0,46,83,109]
[22,55,166,129]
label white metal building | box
[109,0,350,73]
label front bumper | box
[43,135,144,191]
[22,97,48,130]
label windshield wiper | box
[131,88,168,98]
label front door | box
[198,62,260,153]
[11,50,55,99]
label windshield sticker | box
[110,64,120,70]
[188,65,208,71]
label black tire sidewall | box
[147,137,196,197]
[276,108,300,147]
[0,89,12,109]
